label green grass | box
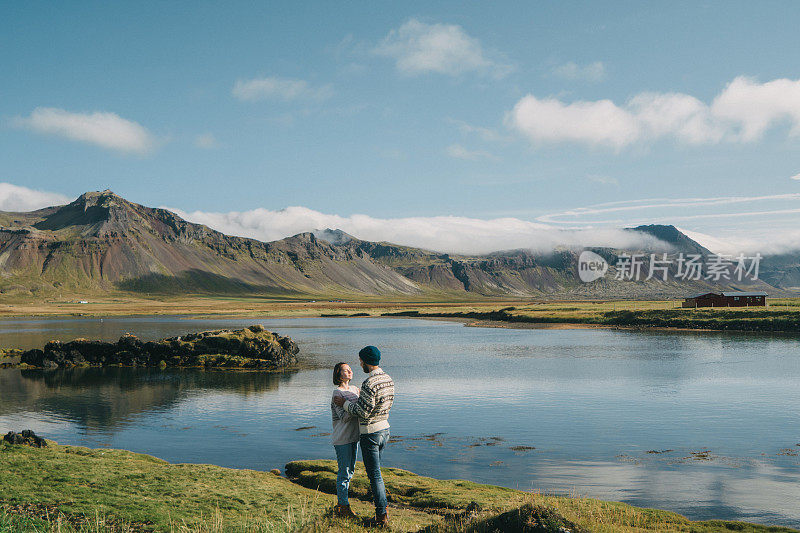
[286,460,525,513]
[380,303,800,332]
[0,442,439,532]
[4,440,789,533]
[285,460,799,533]
[0,442,320,531]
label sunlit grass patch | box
[1,444,797,532]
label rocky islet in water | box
[3,325,299,370]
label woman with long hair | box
[330,362,360,517]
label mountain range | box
[0,190,796,299]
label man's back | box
[347,368,394,434]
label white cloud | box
[628,92,723,144]
[678,228,746,255]
[0,183,70,212]
[792,173,800,180]
[552,61,606,82]
[232,76,333,102]
[509,76,800,148]
[509,95,640,149]
[538,193,800,224]
[374,19,510,77]
[194,133,218,149]
[167,205,666,255]
[538,193,800,254]
[15,107,155,154]
[445,144,495,161]
[682,227,800,256]
[711,76,800,141]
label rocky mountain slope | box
[0,190,791,298]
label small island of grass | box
[0,325,299,371]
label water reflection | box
[1,317,799,527]
[1,367,297,430]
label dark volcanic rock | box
[418,503,589,533]
[17,326,299,370]
[4,430,47,448]
[473,503,589,533]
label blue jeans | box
[360,428,389,516]
[333,441,359,505]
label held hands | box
[333,395,346,407]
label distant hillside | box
[629,224,713,256]
[760,253,800,292]
[0,190,791,299]
[0,190,422,296]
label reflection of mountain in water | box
[0,367,297,431]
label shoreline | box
[2,297,800,334]
[413,315,609,329]
[2,441,796,532]
[380,311,800,334]
[433,316,749,333]
[3,310,799,335]
[2,311,798,336]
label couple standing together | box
[330,345,395,528]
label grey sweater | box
[343,368,394,434]
[331,386,360,445]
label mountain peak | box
[33,190,144,234]
[80,189,116,198]
[629,224,711,255]
[312,228,355,245]
[74,189,124,208]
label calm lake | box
[1,316,799,528]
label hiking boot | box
[333,504,357,518]
[364,513,389,528]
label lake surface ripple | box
[1,316,799,527]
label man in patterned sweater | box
[333,345,394,527]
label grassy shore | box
[2,295,800,334]
[0,294,528,320]
[1,441,796,532]
[382,303,800,332]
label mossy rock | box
[285,460,523,512]
[420,503,589,533]
[14,325,299,370]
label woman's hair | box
[333,362,349,385]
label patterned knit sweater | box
[343,368,394,434]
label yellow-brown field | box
[2,294,798,322]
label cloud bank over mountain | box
[4,183,800,256]
[168,205,666,255]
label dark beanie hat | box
[359,345,381,365]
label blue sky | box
[2,2,800,254]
